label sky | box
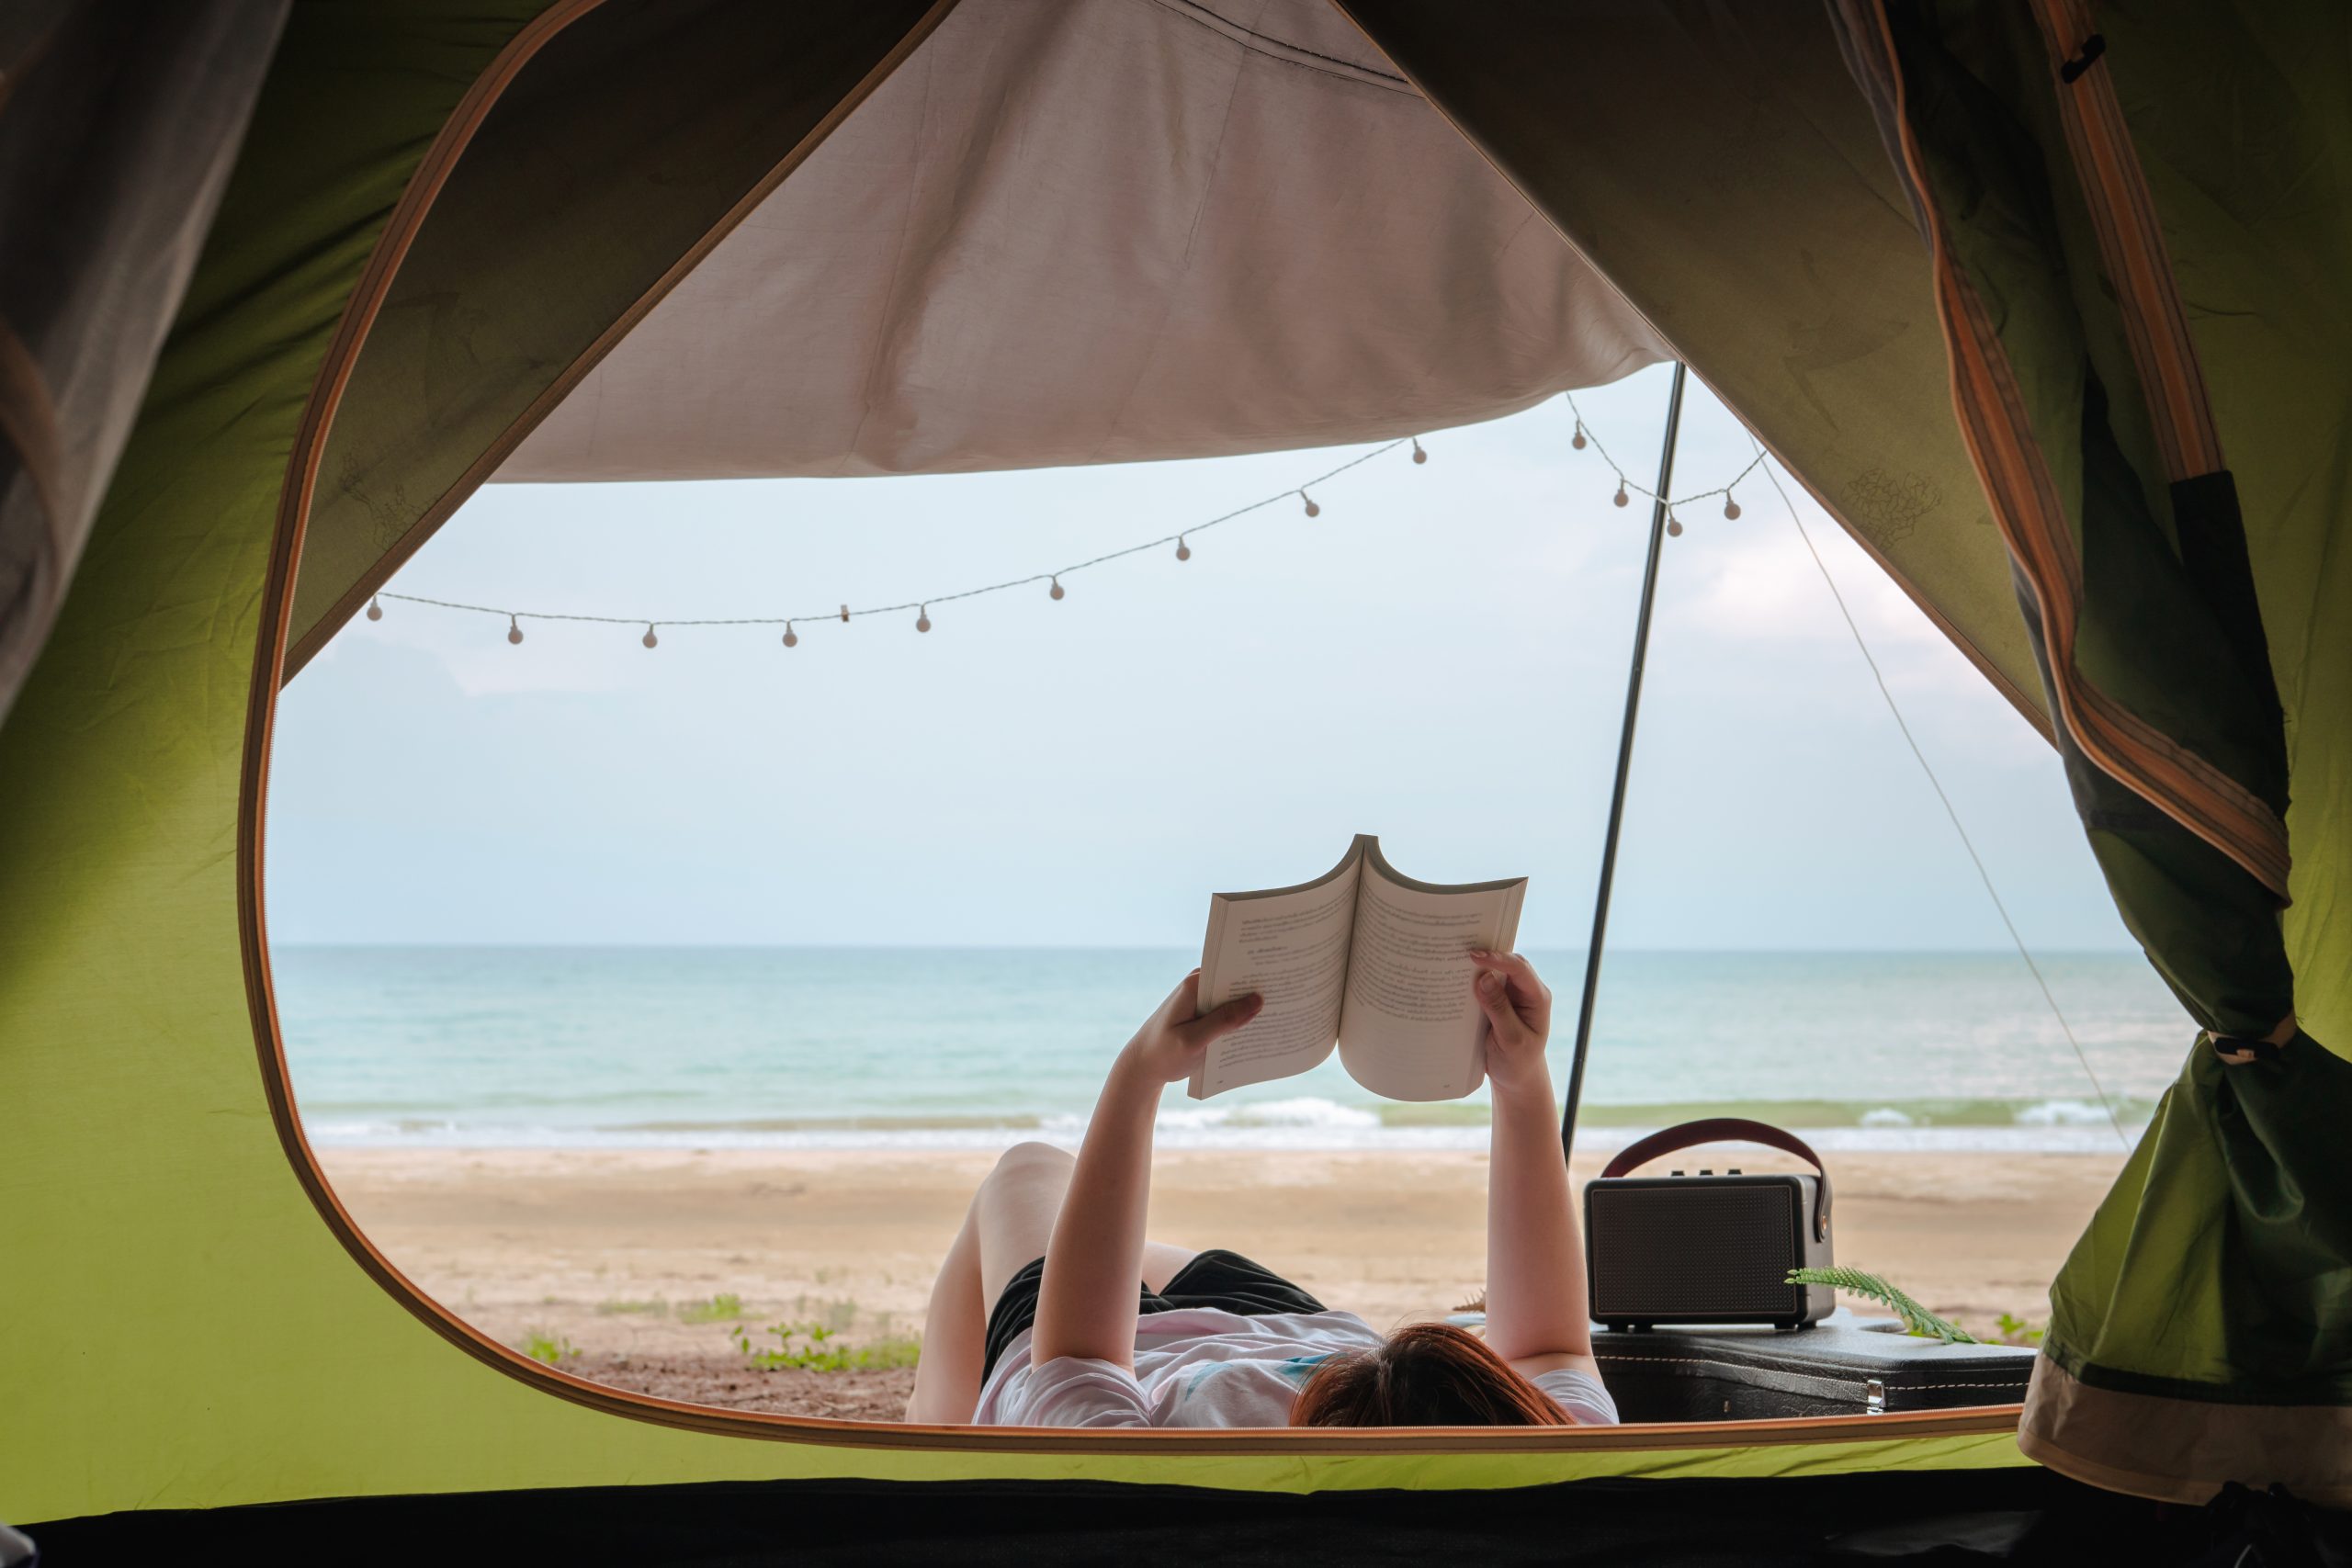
[266,362,2134,952]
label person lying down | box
[905,951,1617,1428]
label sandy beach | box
[319,1145,2121,1421]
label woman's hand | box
[1117,970,1262,1086]
[1469,950,1553,1098]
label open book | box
[1192,835,1527,1102]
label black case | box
[1591,1310,2036,1422]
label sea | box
[275,947,2190,1156]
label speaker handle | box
[1597,1117,1831,1242]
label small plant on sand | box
[522,1330,580,1364]
[1994,1313,2045,1347]
[596,1298,667,1316]
[787,1295,864,1334]
[1785,1267,1978,1344]
[676,1292,744,1324]
[730,1320,922,1372]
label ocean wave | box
[301,1094,2153,1155]
[2013,1098,2123,1127]
[1145,1097,1383,1132]
[304,1118,2144,1156]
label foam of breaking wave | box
[2013,1098,2121,1126]
[307,1109,2142,1156]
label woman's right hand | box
[1469,950,1553,1097]
[1117,969,1262,1086]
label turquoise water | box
[274,946,2190,1152]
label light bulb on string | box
[1572,423,1588,451]
[364,418,1770,662]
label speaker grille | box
[1590,1182,1799,1319]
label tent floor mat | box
[30,1466,2335,1566]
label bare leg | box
[906,1142,1072,1423]
[903,1212,988,1424]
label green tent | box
[2,0,2343,1555]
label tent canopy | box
[284,0,1681,671]
[502,0,1669,482]
[2,0,2346,1540]
[284,0,2044,727]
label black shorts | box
[980,1248,1326,1382]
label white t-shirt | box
[973,1306,1619,1428]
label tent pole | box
[1561,361,1687,1162]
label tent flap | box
[1838,0,2350,1506]
[0,0,288,724]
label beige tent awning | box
[493,0,1668,482]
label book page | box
[1190,840,1366,1099]
[1335,842,1526,1102]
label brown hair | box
[1289,1323,1572,1427]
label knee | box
[978,1140,1072,1198]
[990,1139,1074,1179]
[968,1140,1071,1211]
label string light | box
[1564,389,1764,521]
[367,405,1758,658]
[372,440,1405,649]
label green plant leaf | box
[1785,1266,1979,1344]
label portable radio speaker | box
[1585,1118,1835,1331]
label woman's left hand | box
[1469,950,1553,1096]
[1119,970,1262,1085]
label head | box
[1289,1323,1571,1427]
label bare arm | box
[1031,973,1260,1370]
[1470,951,1596,1376]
